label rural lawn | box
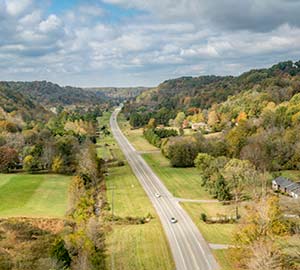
[0,174,71,218]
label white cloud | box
[0,0,300,86]
[39,14,61,33]
[5,0,33,16]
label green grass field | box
[99,111,174,270]
[275,170,300,182]
[118,114,159,152]
[213,250,236,270]
[142,152,211,199]
[97,112,123,160]
[181,202,237,244]
[105,165,174,270]
[0,174,71,218]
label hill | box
[1,81,106,107]
[0,82,51,125]
[124,60,300,127]
[86,87,149,102]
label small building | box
[191,122,207,131]
[291,188,300,199]
[272,176,300,199]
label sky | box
[1,0,300,87]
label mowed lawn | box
[181,202,237,245]
[142,152,211,200]
[0,174,71,218]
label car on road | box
[155,192,161,198]
[170,217,177,223]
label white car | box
[155,192,161,198]
[170,217,177,223]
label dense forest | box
[1,81,146,108]
[124,60,300,127]
[86,86,150,103]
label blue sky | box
[48,0,79,14]
[0,0,300,87]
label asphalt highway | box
[110,108,220,270]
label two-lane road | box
[110,108,219,270]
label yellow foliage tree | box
[52,155,64,173]
[236,111,248,123]
[207,110,219,127]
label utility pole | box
[111,184,115,270]
[111,185,115,221]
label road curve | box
[110,108,219,270]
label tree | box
[77,144,100,187]
[41,142,56,170]
[0,146,19,172]
[174,112,185,128]
[222,159,257,218]
[52,156,64,173]
[225,121,255,157]
[237,111,248,123]
[23,155,37,172]
[234,196,290,270]
[247,239,283,270]
[194,153,215,186]
[214,176,231,201]
[207,110,219,127]
[147,118,157,129]
[169,141,199,167]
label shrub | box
[23,155,37,172]
[200,213,207,222]
[50,238,71,269]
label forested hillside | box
[124,60,300,127]
[87,86,149,102]
[1,81,106,106]
[0,83,51,125]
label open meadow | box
[0,174,71,218]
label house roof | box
[273,176,293,187]
[291,187,300,195]
[273,176,300,191]
[286,182,300,192]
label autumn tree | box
[0,146,19,172]
[174,112,185,128]
[222,159,257,218]
[23,155,38,172]
[52,155,64,173]
[234,196,291,270]
[147,118,157,129]
[207,110,219,127]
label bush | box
[200,213,207,222]
[50,238,71,269]
[23,155,38,172]
[144,128,178,148]
[117,160,125,167]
